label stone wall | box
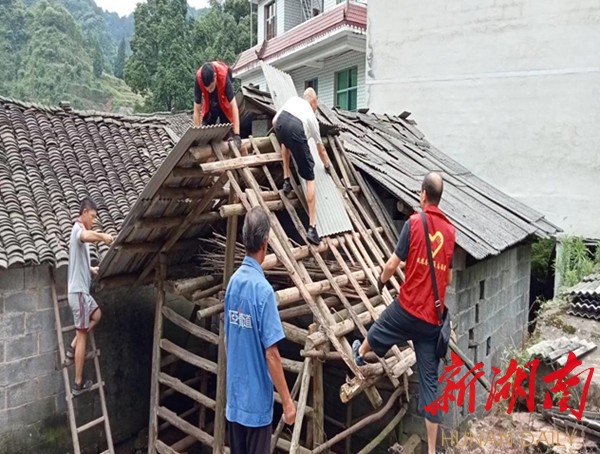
[0,264,155,453]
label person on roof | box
[194,61,242,150]
[273,87,332,245]
[66,197,113,396]
[352,172,456,454]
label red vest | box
[197,61,234,123]
[399,205,456,325]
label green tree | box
[0,0,29,93]
[114,38,126,79]
[91,36,104,77]
[125,0,194,110]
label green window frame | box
[335,67,358,111]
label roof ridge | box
[0,94,170,127]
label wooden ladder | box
[50,271,115,454]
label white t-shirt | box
[273,97,323,145]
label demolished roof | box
[241,88,560,260]
[0,96,177,269]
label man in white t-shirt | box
[273,88,332,245]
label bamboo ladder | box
[50,269,114,454]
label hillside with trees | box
[0,0,249,112]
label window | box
[265,2,277,40]
[335,67,358,111]
[304,78,318,94]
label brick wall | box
[445,244,531,422]
[0,265,156,452]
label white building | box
[232,0,367,111]
[366,0,600,239]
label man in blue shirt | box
[224,206,296,453]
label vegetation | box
[556,236,600,289]
[0,0,251,112]
[126,0,256,111]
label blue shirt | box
[224,256,285,427]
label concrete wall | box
[0,265,155,453]
[366,0,600,238]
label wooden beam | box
[162,306,218,344]
[312,388,404,454]
[200,152,281,174]
[275,267,379,306]
[192,283,223,302]
[148,253,167,453]
[167,275,221,296]
[155,439,178,454]
[118,238,198,254]
[311,325,324,449]
[160,339,217,374]
[290,358,312,453]
[157,406,214,447]
[219,198,301,218]
[357,405,408,454]
[158,372,215,410]
[213,317,227,453]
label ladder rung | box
[57,294,68,302]
[62,325,75,333]
[100,450,110,454]
[61,350,101,368]
[76,415,105,433]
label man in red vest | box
[353,172,456,454]
[194,61,241,149]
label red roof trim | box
[233,2,367,74]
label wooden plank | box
[197,303,225,319]
[162,306,218,344]
[148,253,166,454]
[157,406,214,447]
[160,339,218,374]
[213,317,227,453]
[290,358,312,453]
[133,173,228,289]
[219,198,300,218]
[168,276,221,297]
[155,440,178,454]
[76,416,105,434]
[118,238,198,254]
[158,373,215,410]
[200,152,282,174]
[311,326,324,449]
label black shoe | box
[352,340,366,366]
[283,178,292,195]
[72,379,93,397]
[306,226,321,245]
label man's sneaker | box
[283,178,292,195]
[306,226,321,245]
[72,379,93,397]
[66,345,75,360]
[352,340,366,366]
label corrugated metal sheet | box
[528,337,597,367]
[260,61,299,111]
[568,273,600,296]
[260,62,352,236]
[241,87,560,259]
[300,139,352,236]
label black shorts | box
[274,111,315,181]
[228,421,271,454]
[367,299,442,423]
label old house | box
[237,84,559,430]
[232,0,367,111]
[0,97,178,452]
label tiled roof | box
[0,96,176,269]
[241,88,560,260]
[232,2,367,74]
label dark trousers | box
[367,299,442,423]
[229,421,271,454]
